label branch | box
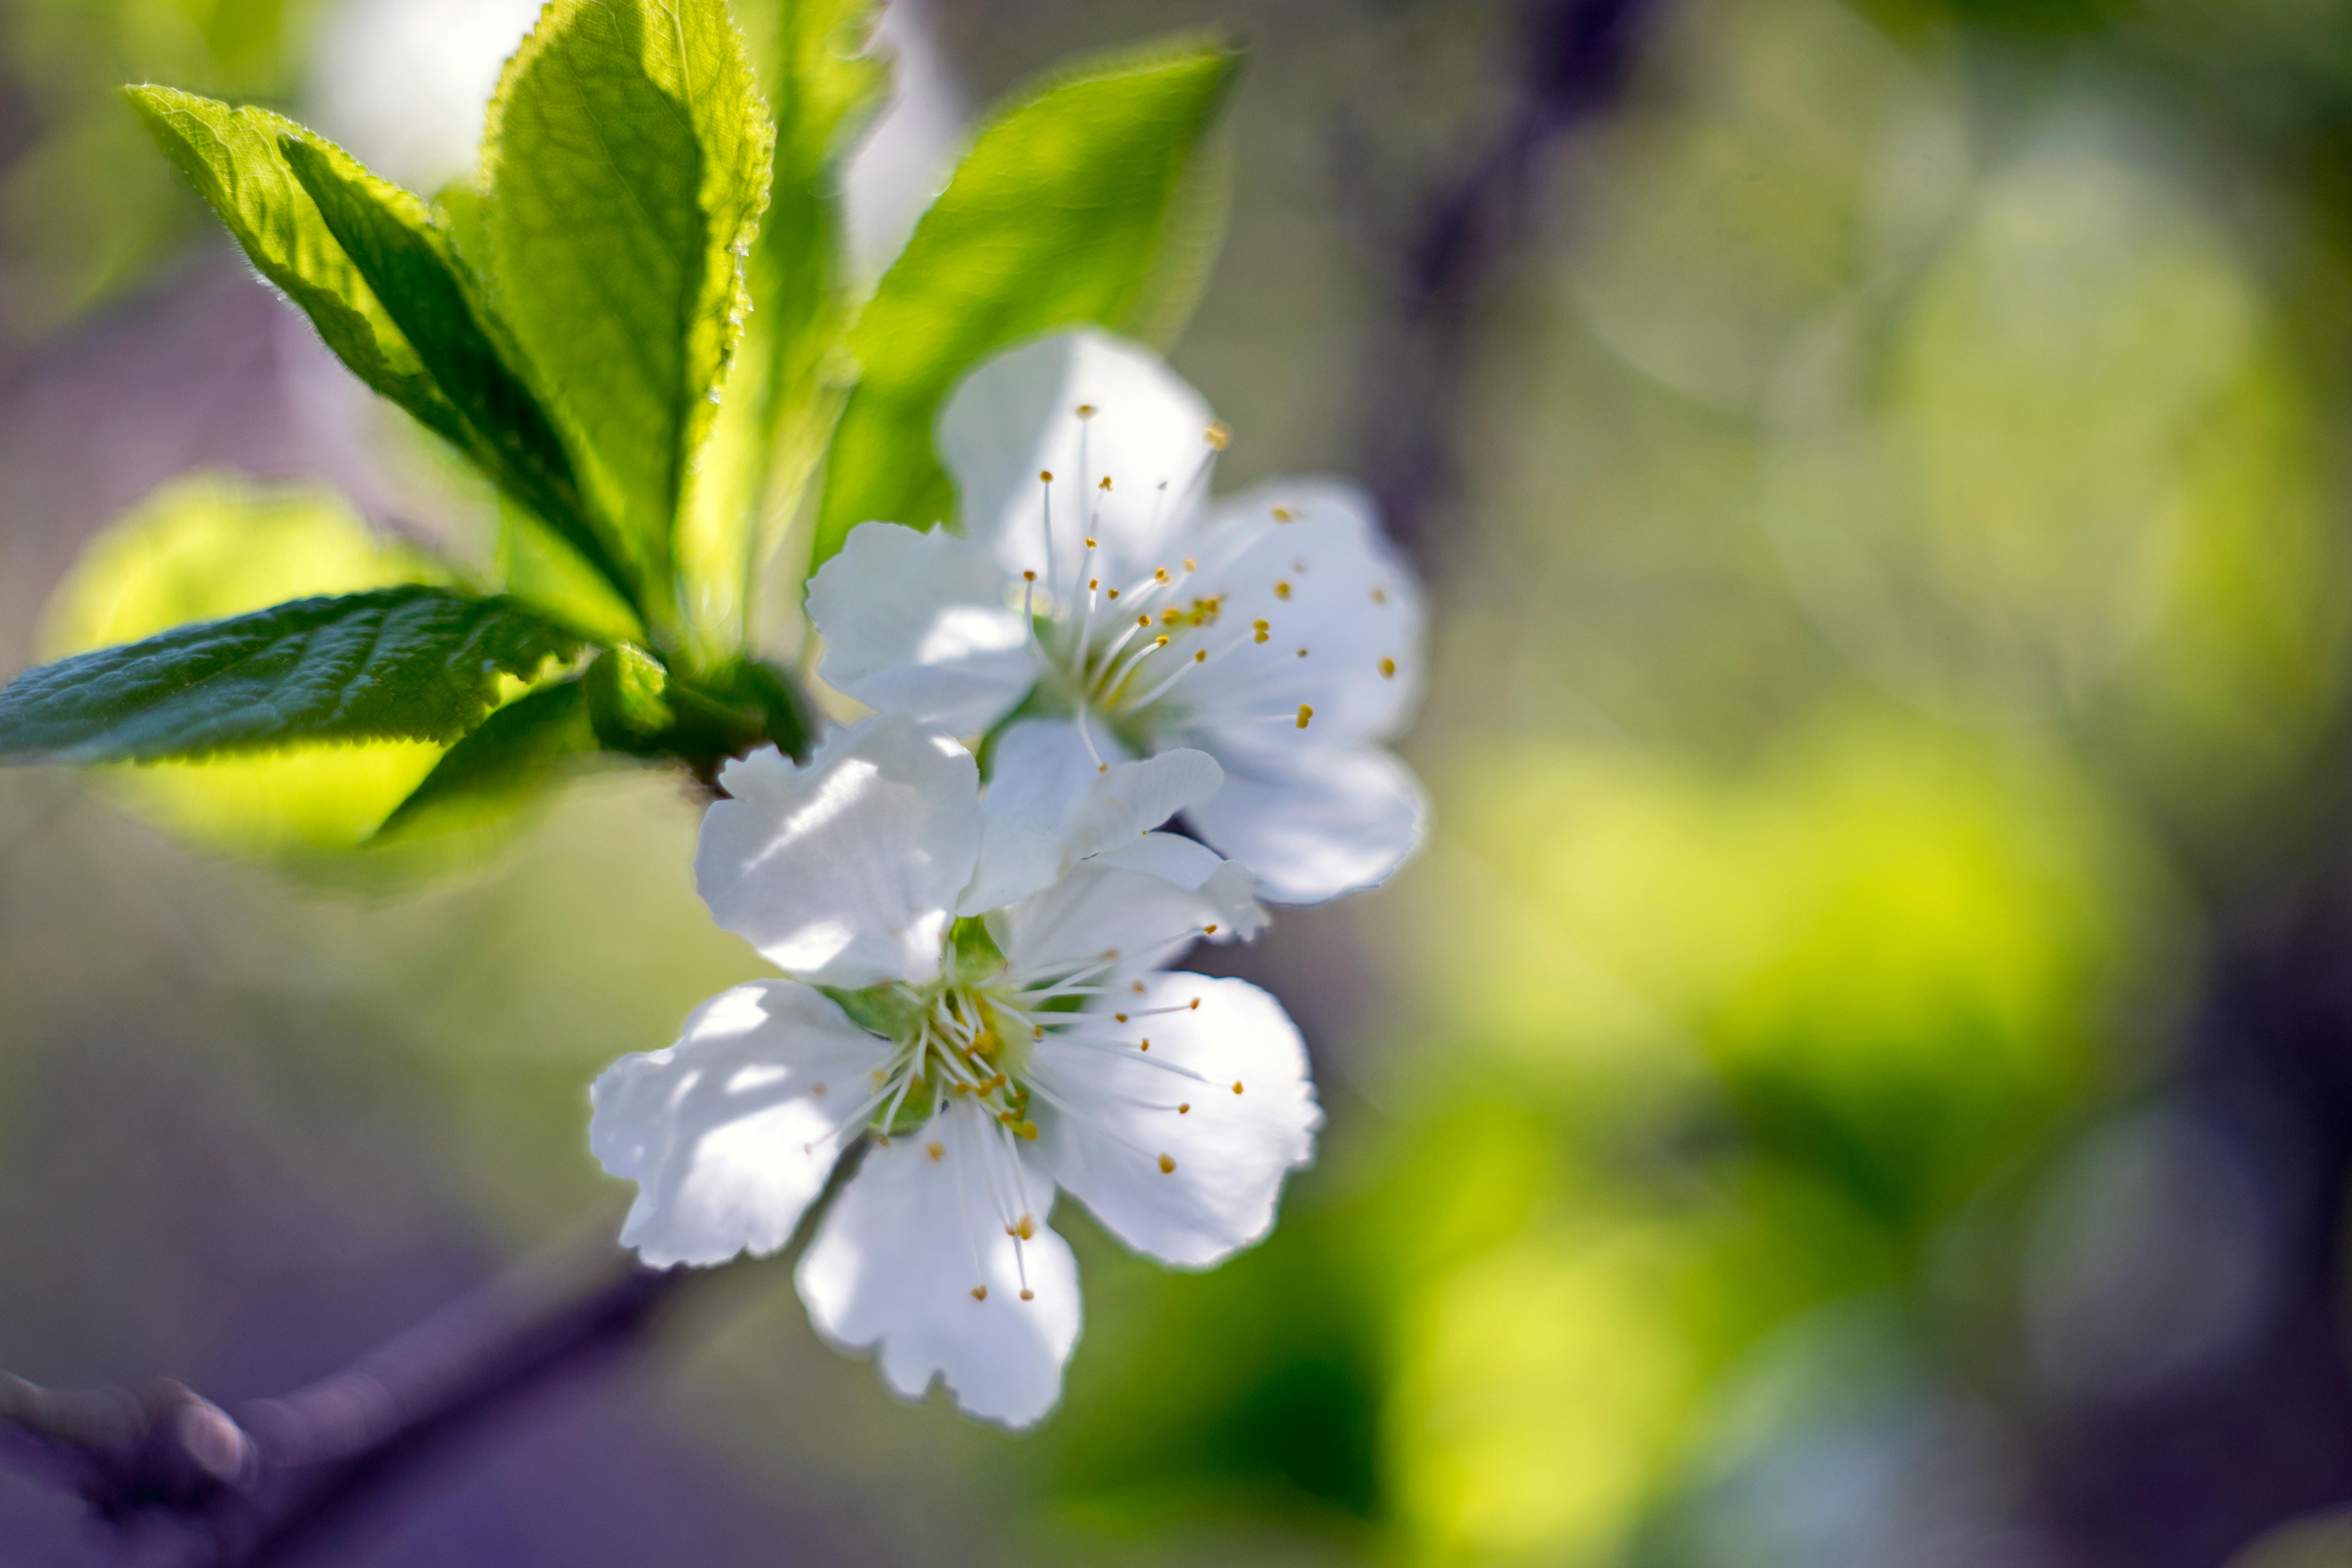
[1355,0,1657,563]
[1,1141,866,1566]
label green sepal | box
[582,647,814,778]
[949,915,1012,987]
[820,982,923,1042]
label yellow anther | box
[1163,609,1182,625]
[1017,1120,1039,1140]
[1039,470,1054,483]
[1032,1025,1044,1040]
[1185,557,1198,571]
[1085,537,1097,549]
[1158,1153,1177,1174]
[1114,1012,1128,1023]
[1132,981,1146,993]
[1140,1038,1151,1051]
[1271,506,1294,522]
[1022,569,1036,582]
[1194,650,1207,663]
[1099,475,1113,490]
[972,1285,989,1301]
[1254,627,1270,644]
[1296,704,1314,730]
[926,1141,945,1162]
[876,1135,892,1147]
[1020,1289,1035,1301]
[1089,578,1099,591]
[1076,404,1096,418]
[1371,585,1389,603]
[1274,581,1292,600]
[1178,1103,1191,1114]
[1138,615,1152,629]
[1107,588,1121,600]
[1154,567,1170,583]
[1232,1081,1244,1094]
[1206,421,1230,450]
[1205,924,1219,936]
[1380,656,1397,679]
[1189,998,1201,1010]
[951,1082,971,1095]
[1014,1214,1036,1240]
[1155,635,1170,648]
[1296,648,1308,659]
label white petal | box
[1183,739,1425,905]
[699,720,980,987]
[995,857,1263,984]
[807,521,1037,734]
[1176,479,1426,744]
[795,1100,1081,1428]
[1035,974,1319,1269]
[589,982,893,1269]
[962,719,1221,914]
[937,329,1218,583]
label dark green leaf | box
[481,0,775,641]
[0,586,581,763]
[279,134,641,624]
[371,678,602,844]
[809,38,1240,569]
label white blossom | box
[808,328,1429,905]
[589,716,1321,1427]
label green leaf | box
[124,86,479,467]
[0,586,581,764]
[481,0,775,644]
[674,0,886,662]
[808,37,1241,570]
[278,134,640,625]
[371,678,603,845]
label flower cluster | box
[589,330,1428,1426]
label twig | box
[0,1142,867,1566]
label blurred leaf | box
[125,87,489,470]
[371,678,603,845]
[809,37,1240,569]
[481,0,775,650]
[1439,715,2161,1222]
[0,586,579,764]
[33,475,465,855]
[674,0,886,660]
[279,133,641,628]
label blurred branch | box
[0,1140,867,1566]
[1355,0,1657,566]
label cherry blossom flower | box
[588,716,1321,1426]
[808,328,1428,904]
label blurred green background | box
[8,0,2352,1563]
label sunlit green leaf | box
[279,133,640,626]
[481,0,775,647]
[0,586,580,764]
[809,37,1240,570]
[674,0,886,662]
[124,86,480,467]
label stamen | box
[1297,704,1314,729]
[1159,1154,1176,1174]
[1273,581,1292,600]
[1380,656,1397,678]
